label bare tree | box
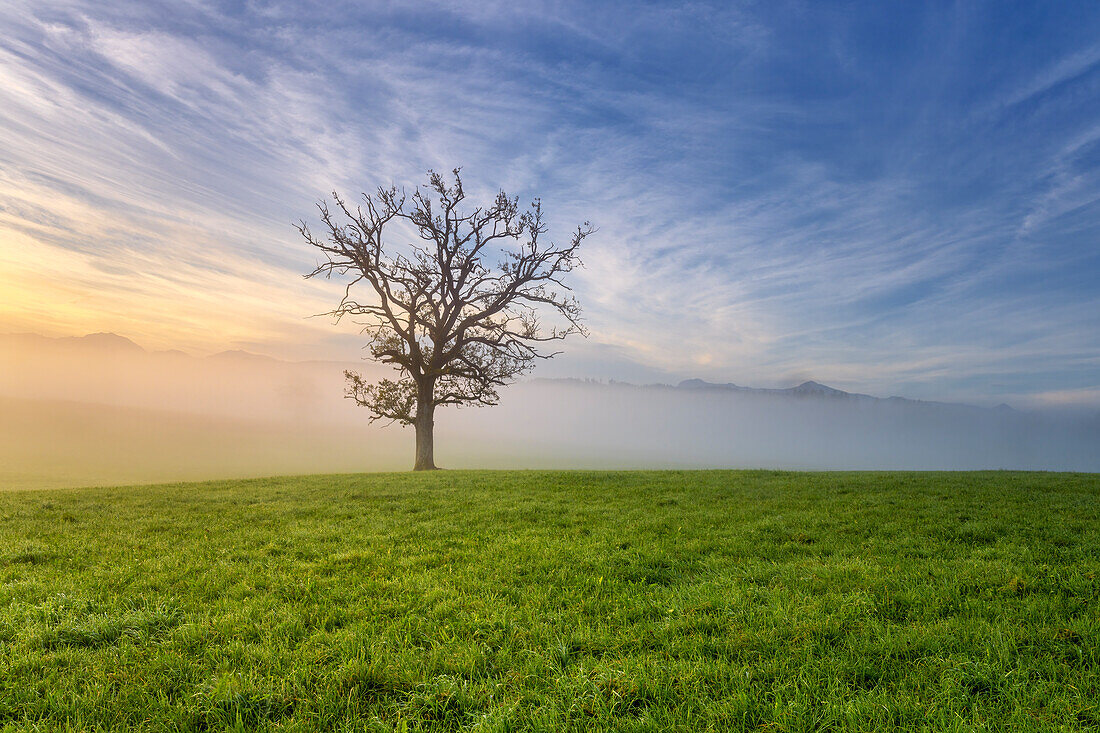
[298,169,593,470]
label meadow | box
[0,470,1097,731]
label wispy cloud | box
[1,0,1098,403]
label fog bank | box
[452,380,1100,472]
[2,334,1097,489]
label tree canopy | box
[299,169,592,469]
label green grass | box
[1,470,1098,731]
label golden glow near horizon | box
[0,175,359,358]
[0,233,325,357]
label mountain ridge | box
[0,331,1032,413]
[533,376,1017,414]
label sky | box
[1,1,1099,408]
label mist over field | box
[2,333,1097,489]
[477,380,1100,473]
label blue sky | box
[1,0,1099,407]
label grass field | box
[1,470,1098,731]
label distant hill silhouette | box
[1,331,144,352]
[0,332,1053,416]
[533,376,1016,414]
[1,332,278,362]
[674,377,1005,412]
[678,377,873,400]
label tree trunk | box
[413,389,437,471]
